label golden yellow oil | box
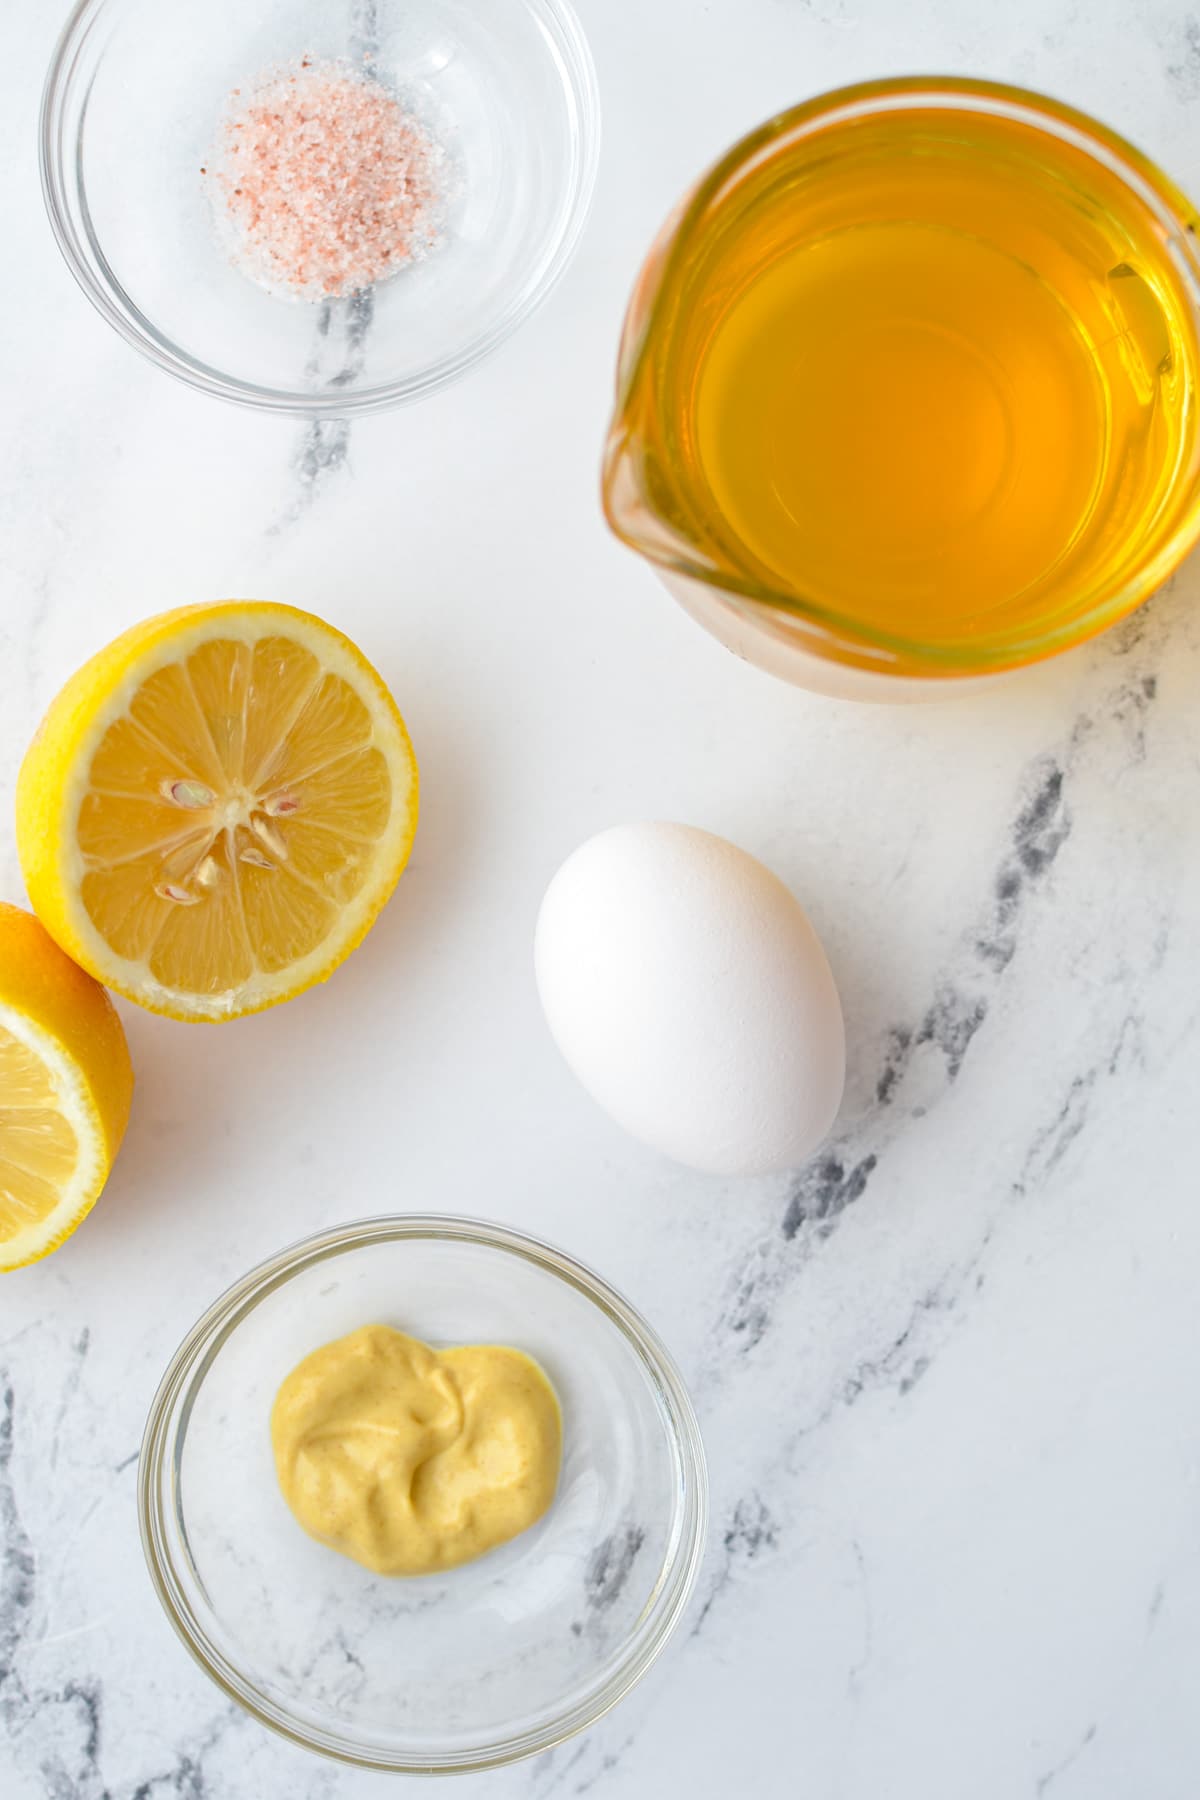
[657,105,1200,651]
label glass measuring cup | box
[602,77,1200,699]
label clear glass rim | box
[39,0,602,416]
[604,75,1200,676]
[137,1212,709,1774]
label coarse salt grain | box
[205,60,445,301]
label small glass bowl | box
[41,0,600,413]
[139,1216,707,1772]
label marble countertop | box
[5,0,1200,1795]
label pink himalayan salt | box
[206,60,445,301]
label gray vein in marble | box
[535,1729,640,1800]
[582,1526,646,1615]
[63,1679,102,1767]
[794,1279,962,1453]
[2,1364,246,1800]
[975,756,1071,971]
[569,1734,637,1798]
[1036,1721,1099,1796]
[1105,673,1158,762]
[1165,14,1200,96]
[1105,605,1149,658]
[782,1150,878,1242]
[275,291,374,528]
[0,1381,36,1703]
[689,992,1145,1647]
[721,1492,780,1559]
[129,1703,245,1800]
[867,1007,1132,1386]
[39,1678,106,1798]
[1011,1069,1097,1199]
[840,1287,951,1405]
[0,1324,40,1358]
[687,1318,946,1643]
[295,1622,371,1709]
[304,291,375,398]
[709,589,1177,1380]
[330,1629,365,1679]
[350,0,380,64]
[711,740,1078,1370]
[533,1742,590,1798]
[1147,1580,1166,1631]
[48,1328,90,1473]
[1011,1009,1143,1222]
[283,416,352,524]
[274,0,381,529]
[846,1536,874,1696]
[0,1383,113,1800]
[690,1493,779,1638]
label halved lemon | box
[0,902,133,1271]
[17,602,418,1022]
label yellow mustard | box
[270,1323,562,1576]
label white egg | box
[534,822,845,1176]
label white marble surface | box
[4,0,1200,1794]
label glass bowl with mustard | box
[138,1215,707,1772]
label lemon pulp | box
[18,604,418,1021]
[0,903,132,1270]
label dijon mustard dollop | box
[270,1323,562,1576]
